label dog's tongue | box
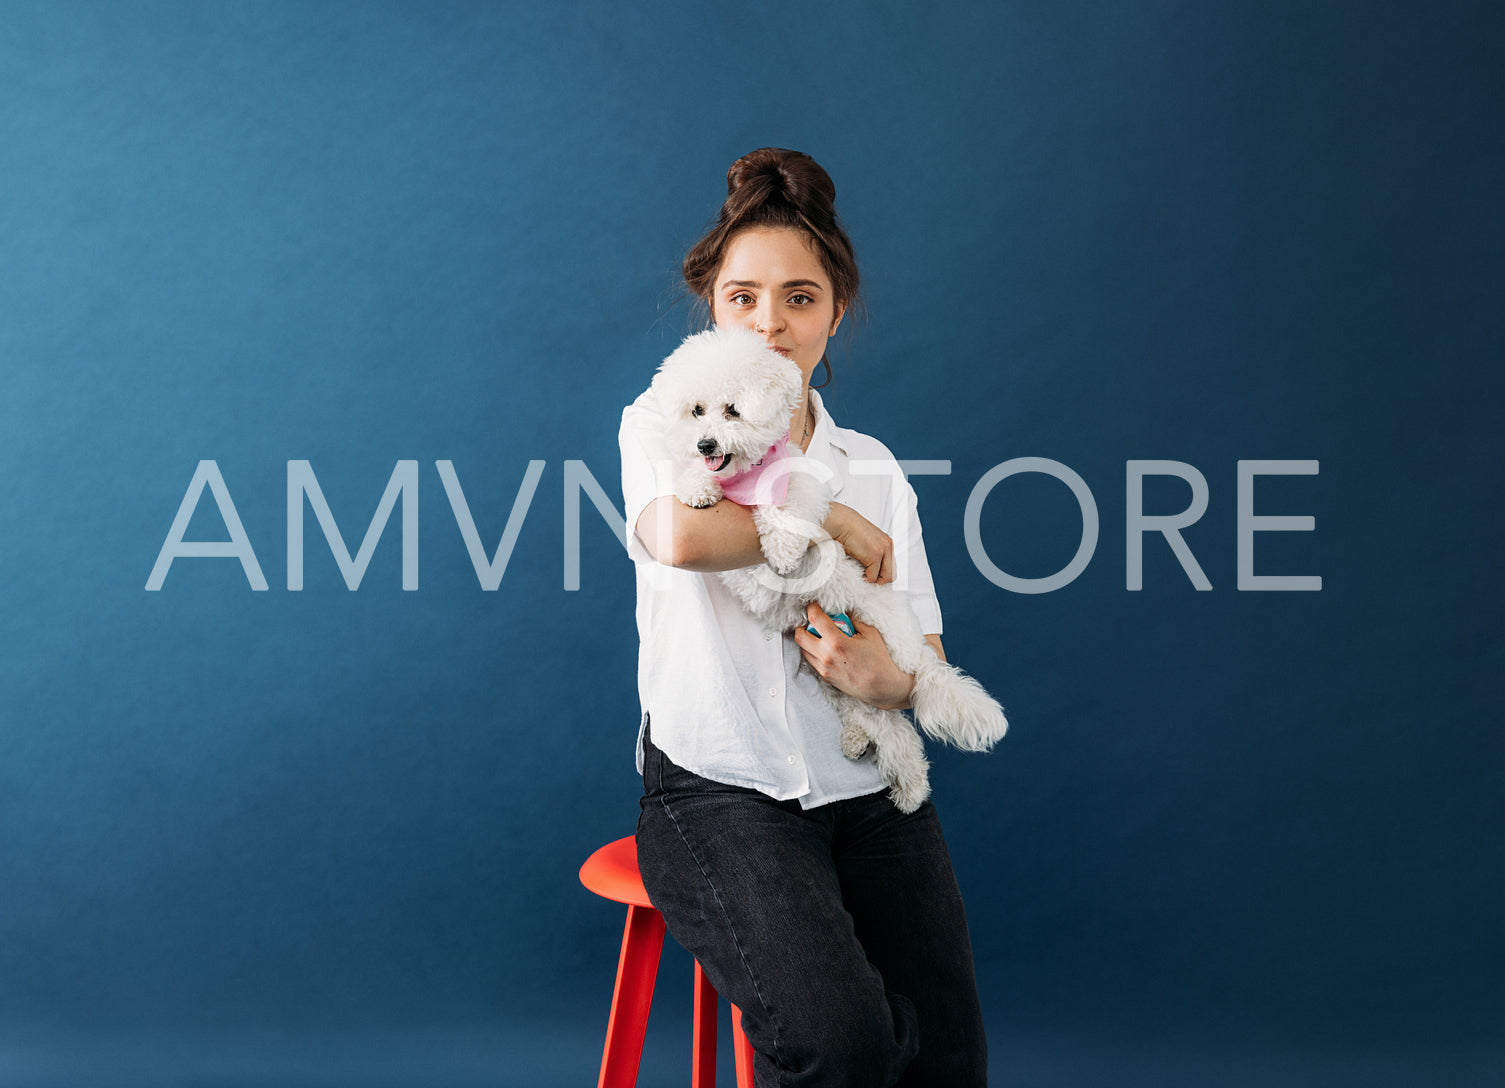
[705,453,731,472]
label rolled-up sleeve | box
[893,476,944,636]
[619,391,678,565]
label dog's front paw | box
[762,530,810,575]
[676,477,723,510]
[752,506,818,575]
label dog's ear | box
[654,328,737,415]
[649,348,696,416]
[743,354,804,429]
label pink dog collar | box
[720,433,792,506]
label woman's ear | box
[829,301,846,336]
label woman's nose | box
[754,306,783,333]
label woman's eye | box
[789,293,812,305]
[731,292,753,306]
[692,404,704,417]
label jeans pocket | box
[641,718,687,799]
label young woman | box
[618,148,987,1086]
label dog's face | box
[653,327,804,477]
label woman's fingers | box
[860,535,896,584]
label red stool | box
[580,836,755,1088]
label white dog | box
[651,327,1008,812]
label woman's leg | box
[635,729,919,1088]
[831,793,989,1087]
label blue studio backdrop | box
[2,2,1502,1085]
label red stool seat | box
[580,836,754,1087]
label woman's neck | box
[793,390,816,452]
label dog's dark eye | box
[692,404,704,417]
[725,404,740,419]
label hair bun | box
[725,147,837,222]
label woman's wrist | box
[821,502,896,585]
[868,659,917,711]
[821,503,849,542]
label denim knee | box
[759,986,918,1086]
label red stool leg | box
[692,960,718,1087]
[598,903,667,1088]
[731,1003,755,1088]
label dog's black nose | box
[697,438,717,456]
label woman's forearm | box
[635,496,766,571]
[636,496,899,583]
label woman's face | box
[711,227,845,388]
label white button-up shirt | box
[619,385,944,809]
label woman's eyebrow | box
[719,279,824,290]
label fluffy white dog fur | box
[652,327,1007,812]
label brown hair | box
[682,148,861,320]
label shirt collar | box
[804,388,849,500]
[807,388,849,456]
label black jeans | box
[636,725,988,1087]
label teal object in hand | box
[806,611,856,638]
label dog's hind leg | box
[817,685,876,760]
[828,694,931,814]
[866,708,931,814]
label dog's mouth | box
[704,453,733,473]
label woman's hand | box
[823,502,894,584]
[793,604,914,710]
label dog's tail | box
[909,659,1009,752]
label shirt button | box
[787,754,797,764]
[768,687,778,698]
[764,631,774,641]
